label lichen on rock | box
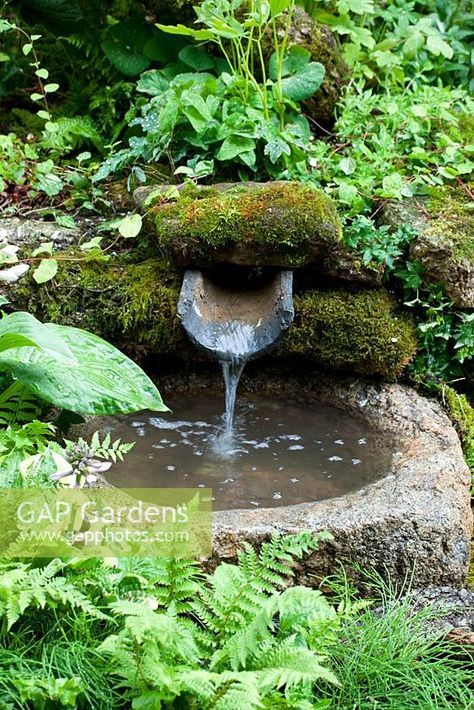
[147,181,342,268]
[281,288,417,379]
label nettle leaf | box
[33,259,58,284]
[0,317,168,415]
[280,62,325,102]
[216,135,256,161]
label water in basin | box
[103,392,395,510]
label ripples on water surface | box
[104,393,395,510]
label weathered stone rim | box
[204,376,472,588]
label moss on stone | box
[425,183,474,262]
[9,252,416,379]
[10,254,190,361]
[149,181,342,267]
[280,288,417,379]
[442,385,474,481]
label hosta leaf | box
[281,62,325,102]
[0,322,169,415]
[0,312,74,360]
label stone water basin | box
[102,374,472,588]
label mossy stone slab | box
[145,181,342,268]
[380,185,474,308]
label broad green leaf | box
[30,93,43,102]
[156,24,214,42]
[0,323,169,415]
[31,242,54,257]
[380,173,405,198]
[136,70,169,96]
[117,214,143,239]
[269,46,311,81]
[402,32,424,58]
[216,135,256,161]
[44,83,60,93]
[339,157,356,175]
[0,333,38,353]
[182,92,214,133]
[281,62,325,102]
[269,0,292,17]
[0,312,74,361]
[22,43,32,56]
[179,45,215,71]
[337,0,374,14]
[0,53,10,62]
[35,68,49,79]
[33,259,58,284]
[426,33,453,59]
[55,214,76,229]
[0,20,12,32]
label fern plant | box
[99,532,340,709]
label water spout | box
[178,269,294,433]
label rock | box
[0,263,30,283]
[0,217,80,249]
[145,181,342,268]
[280,288,417,379]
[8,251,417,379]
[319,241,384,286]
[210,377,473,589]
[267,9,350,125]
[379,185,474,308]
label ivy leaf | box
[33,259,58,284]
[280,62,325,102]
[117,214,143,239]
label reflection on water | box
[104,393,396,510]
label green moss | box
[11,254,190,361]
[441,385,474,488]
[425,183,474,261]
[280,289,417,379]
[149,182,342,267]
